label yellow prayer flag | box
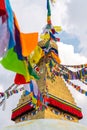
[53,26,62,32]
[29,46,42,67]
[40,33,50,40]
[32,96,37,104]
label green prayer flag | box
[28,62,40,80]
[47,0,51,16]
[45,40,50,49]
[49,60,53,68]
[0,48,27,76]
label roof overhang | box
[11,94,83,121]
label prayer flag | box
[14,15,23,60]
[14,74,29,85]
[0,48,27,76]
[29,46,42,67]
[28,62,40,80]
[0,0,7,16]
[5,0,15,49]
[0,20,9,58]
[20,32,38,57]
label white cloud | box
[56,0,87,56]
[58,42,87,65]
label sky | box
[0,0,87,129]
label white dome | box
[2,119,87,130]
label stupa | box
[4,40,87,130]
[11,40,83,123]
[1,0,87,130]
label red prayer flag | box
[14,74,29,85]
[0,0,7,16]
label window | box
[55,110,60,115]
[52,109,60,115]
[65,115,73,121]
[21,116,26,121]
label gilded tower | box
[11,40,83,123]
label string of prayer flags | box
[80,79,87,86]
[40,0,61,45]
[0,84,24,105]
[5,87,24,99]
[63,64,87,69]
[5,83,16,92]
[54,63,86,80]
[65,79,87,96]
[48,61,87,93]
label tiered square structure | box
[11,41,83,123]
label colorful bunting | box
[65,79,87,96]
[63,64,87,69]
[40,0,61,47]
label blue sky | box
[58,31,80,53]
[0,0,87,128]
